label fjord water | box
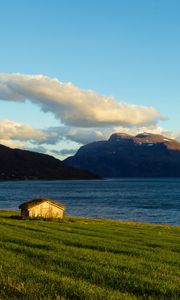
[0,178,179,225]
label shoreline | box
[0,209,179,228]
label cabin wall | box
[28,201,64,218]
[21,209,29,218]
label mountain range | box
[64,133,180,177]
[0,144,99,180]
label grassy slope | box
[0,211,179,300]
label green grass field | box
[0,211,179,300]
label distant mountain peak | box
[108,132,172,145]
[135,132,154,138]
[64,132,180,177]
[108,132,177,145]
[108,132,132,142]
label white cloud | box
[0,73,165,128]
[27,145,48,154]
[0,119,47,148]
[45,126,107,145]
[0,139,25,149]
[51,148,76,156]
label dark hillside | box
[0,144,99,180]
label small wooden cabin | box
[19,198,65,219]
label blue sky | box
[0,0,180,157]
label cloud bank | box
[0,119,179,158]
[0,119,47,148]
[0,120,45,141]
[45,125,180,145]
[0,73,164,127]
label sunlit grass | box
[0,211,179,299]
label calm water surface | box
[0,178,179,225]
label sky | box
[0,0,180,158]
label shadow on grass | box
[0,221,47,233]
[1,238,53,253]
[0,281,26,300]
[0,210,21,220]
[62,239,141,257]
[9,215,22,220]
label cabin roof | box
[19,198,65,210]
